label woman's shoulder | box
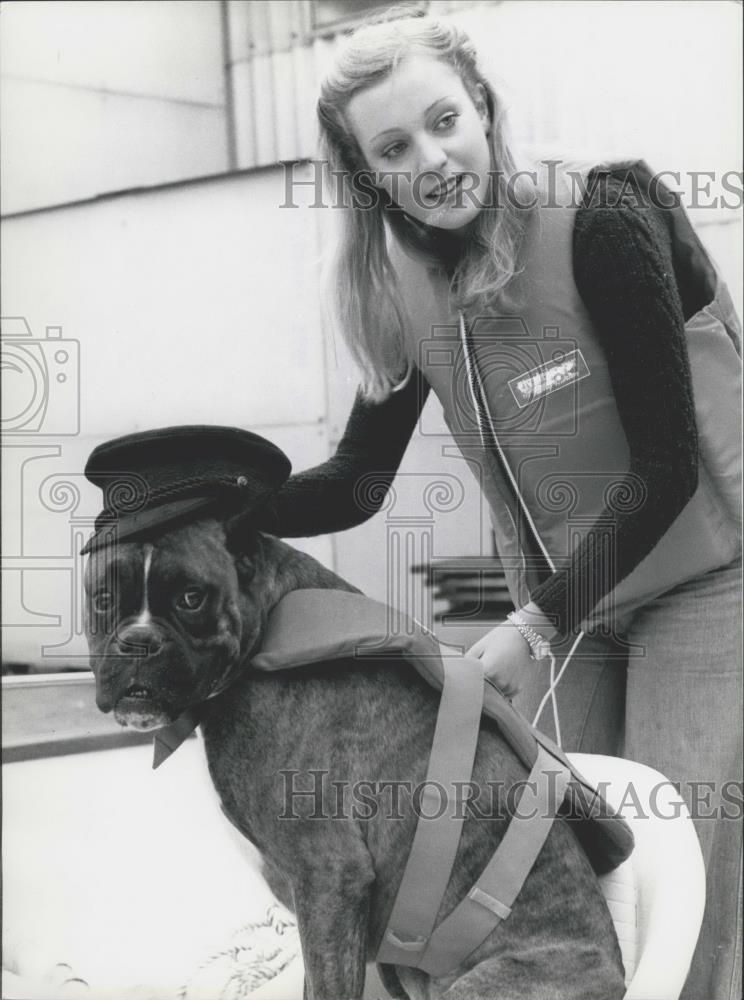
[570,159,718,320]
[526,158,673,264]
[571,160,678,282]
[573,160,672,238]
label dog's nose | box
[114,624,164,657]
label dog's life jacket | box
[154,588,634,976]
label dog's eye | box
[176,588,206,611]
[92,591,114,614]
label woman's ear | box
[474,83,490,133]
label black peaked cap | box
[81,425,291,555]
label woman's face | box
[345,53,492,230]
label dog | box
[83,514,626,1000]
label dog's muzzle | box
[114,683,173,731]
[106,622,180,730]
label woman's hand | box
[466,620,533,698]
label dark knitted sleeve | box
[266,367,430,537]
[529,176,699,636]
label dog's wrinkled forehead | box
[84,518,239,596]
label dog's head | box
[83,517,269,730]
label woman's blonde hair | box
[317,7,529,401]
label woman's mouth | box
[424,176,462,204]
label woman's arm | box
[266,367,430,537]
[527,171,699,638]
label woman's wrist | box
[514,602,559,642]
[506,610,552,661]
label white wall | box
[0,0,229,214]
[1,166,337,665]
[2,0,742,666]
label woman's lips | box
[425,176,461,203]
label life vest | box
[389,160,742,629]
[248,589,633,973]
[153,587,635,975]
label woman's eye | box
[176,588,206,611]
[92,591,114,614]
[381,141,407,160]
[435,112,459,132]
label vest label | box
[508,349,590,408]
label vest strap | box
[417,746,571,976]
[376,654,485,965]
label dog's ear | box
[225,499,278,551]
[223,508,264,585]
[233,551,257,586]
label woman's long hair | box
[317,7,530,401]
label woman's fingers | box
[485,665,523,698]
[466,625,501,658]
[466,624,530,697]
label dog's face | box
[83,518,262,731]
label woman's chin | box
[416,204,482,231]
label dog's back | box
[201,656,625,998]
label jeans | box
[513,557,743,1000]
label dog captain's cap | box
[81,425,291,555]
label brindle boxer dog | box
[84,515,625,1000]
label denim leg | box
[623,558,743,1000]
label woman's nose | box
[416,135,448,174]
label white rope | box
[531,630,585,747]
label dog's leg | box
[291,857,373,1000]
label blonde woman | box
[257,10,742,998]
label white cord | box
[531,630,585,747]
[549,652,561,747]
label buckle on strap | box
[384,931,428,953]
[468,886,512,920]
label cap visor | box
[80,496,220,555]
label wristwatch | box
[507,611,552,661]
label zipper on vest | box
[458,311,556,578]
[459,311,586,748]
